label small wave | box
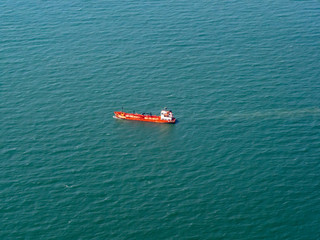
[215,107,320,120]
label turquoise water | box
[1,0,320,239]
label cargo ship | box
[114,108,176,124]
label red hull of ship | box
[114,111,176,124]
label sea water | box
[1,0,320,239]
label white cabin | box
[160,108,174,121]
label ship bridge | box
[160,108,173,121]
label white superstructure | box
[160,108,174,121]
